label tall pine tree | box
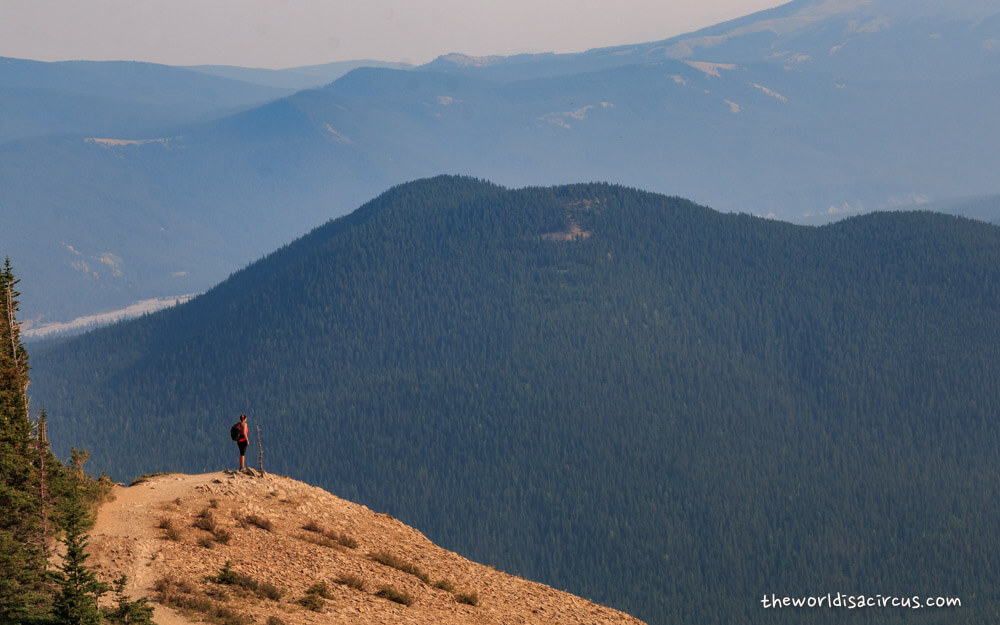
[0,258,48,622]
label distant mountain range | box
[0,57,414,144]
[184,60,415,90]
[0,57,293,143]
[3,0,999,323]
[31,176,1000,625]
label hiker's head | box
[240,414,247,422]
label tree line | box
[1,259,154,625]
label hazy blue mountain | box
[185,60,415,90]
[421,0,1000,82]
[30,177,1000,625]
[646,0,1000,80]
[4,0,999,324]
[0,57,293,142]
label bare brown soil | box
[540,198,604,241]
[87,471,645,625]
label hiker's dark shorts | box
[238,440,248,456]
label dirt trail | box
[90,473,219,625]
[87,471,645,625]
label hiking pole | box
[256,424,265,475]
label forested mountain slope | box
[31,177,1000,624]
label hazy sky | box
[1,0,787,69]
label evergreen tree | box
[33,409,55,553]
[102,575,155,625]
[0,258,47,622]
[51,498,108,625]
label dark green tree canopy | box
[0,260,115,624]
[0,258,48,623]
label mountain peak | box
[88,471,645,625]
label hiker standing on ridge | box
[234,414,249,471]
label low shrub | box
[257,581,284,601]
[213,528,232,545]
[299,532,337,549]
[240,514,274,532]
[175,593,215,614]
[375,585,413,607]
[302,520,323,533]
[153,575,254,625]
[197,536,215,549]
[211,560,284,601]
[298,594,324,612]
[328,531,358,549]
[297,521,357,549]
[153,576,211,613]
[333,574,365,592]
[433,579,455,593]
[456,591,479,606]
[193,511,217,532]
[204,585,229,601]
[157,517,181,541]
[214,604,252,625]
[300,518,356,543]
[305,582,333,599]
[368,551,430,583]
[152,576,179,604]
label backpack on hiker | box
[231,422,242,441]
